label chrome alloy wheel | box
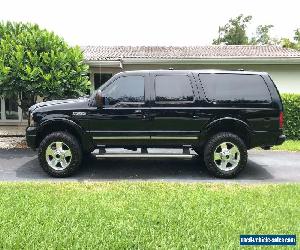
[45,142,72,170]
[213,142,240,171]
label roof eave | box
[85,57,300,66]
[86,60,121,67]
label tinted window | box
[199,73,271,103]
[103,76,144,105]
[155,75,194,102]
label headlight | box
[29,113,36,126]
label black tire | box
[38,132,82,177]
[204,132,247,178]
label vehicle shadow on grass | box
[14,152,274,182]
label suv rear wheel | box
[204,132,247,178]
[38,132,82,177]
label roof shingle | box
[81,45,300,61]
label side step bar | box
[94,153,194,159]
[93,147,194,159]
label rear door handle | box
[135,109,142,113]
[142,113,155,120]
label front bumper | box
[26,126,37,150]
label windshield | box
[88,77,112,105]
[90,78,110,96]
[98,79,111,92]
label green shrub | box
[281,93,300,140]
[0,21,90,113]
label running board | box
[94,153,194,159]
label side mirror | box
[95,90,104,108]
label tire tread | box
[204,132,247,178]
[38,131,82,177]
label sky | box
[0,0,300,46]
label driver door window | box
[103,76,145,106]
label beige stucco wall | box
[89,63,300,94]
[244,64,300,94]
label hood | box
[29,97,90,113]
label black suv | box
[26,70,285,178]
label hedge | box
[281,93,300,140]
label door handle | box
[141,113,153,120]
[135,109,142,113]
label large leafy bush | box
[0,21,90,113]
[281,93,300,140]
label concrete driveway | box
[0,149,299,183]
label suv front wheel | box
[38,132,82,177]
[204,132,247,178]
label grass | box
[271,140,300,152]
[255,140,300,152]
[0,182,299,249]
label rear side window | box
[199,73,271,103]
[155,75,194,102]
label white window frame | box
[0,97,26,125]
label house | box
[1,45,299,125]
[83,45,300,94]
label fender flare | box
[206,117,251,130]
[204,117,252,144]
[37,118,93,152]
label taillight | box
[279,111,284,129]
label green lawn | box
[0,182,299,249]
[256,140,300,152]
[271,140,300,152]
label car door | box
[148,72,206,145]
[88,73,151,146]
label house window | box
[5,98,19,120]
[0,97,27,123]
[23,110,29,120]
[94,73,112,90]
